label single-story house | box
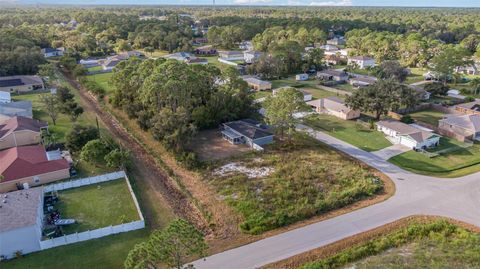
[324,54,344,65]
[222,119,274,148]
[0,187,44,259]
[376,119,441,150]
[164,52,195,62]
[243,77,272,91]
[101,57,121,71]
[193,37,208,45]
[0,101,33,119]
[0,145,70,193]
[0,116,48,150]
[295,73,309,81]
[455,64,478,75]
[306,97,360,120]
[194,45,217,55]
[454,100,480,115]
[0,76,44,93]
[318,44,339,52]
[239,41,253,51]
[244,50,263,64]
[327,37,346,46]
[438,114,480,141]
[347,56,376,69]
[349,76,377,87]
[79,59,101,68]
[0,92,11,103]
[317,69,349,82]
[118,50,144,59]
[41,47,64,58]
[272,87,312,102]
[218,51,244,61]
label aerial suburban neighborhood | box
[1,2,480,269]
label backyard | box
[52,179,140,234]
[389,138,480,177]
[408,108,445,126]
[303,114,391,152]
[206,133,384,234]
[298,220,480,269]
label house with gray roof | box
[438,114,480,141]
[222,120,274,149]
[0,187,44,259]
[454,100,480,115]
[0,76,44,93]
[307,97,360,120]
[316,69,348,82]
[377,119,440,150]
[0,101,33,120]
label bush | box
[400,114,414,124]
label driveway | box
[371,144,411,160]
[191,124,480,269]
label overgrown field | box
[300,220,480,269]
[206,133,383,234]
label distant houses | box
[438,114,480,142]
[194,45,217,56]
[243,77,272,91]
[307,97,360,120]
[41,48,64,58]
[454,100,480,115]
[376,119,440,150]
[244,50,263,64]
[164,52,208,65]
[99,51,144,71]
[347,56,376,69]
[316,69,348,83]
[0,76,44,93]
[327,37,346,46]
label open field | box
[85,72,114,93]
[302,87,342,99]
[188,129,253,161]
[206,133,384,234]
[87,65,102,72]
[389,140,480,177]
[54,179,140,234]
[270,78,318,89]
[408,108,445,126]
[303,114,391,152]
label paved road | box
[192,124,480,269]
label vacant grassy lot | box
[408,108,445,126]
[206,133,383,234]
[304,114,391,152]
[389,140,480,177]
[300,221,480,269]
[85,72,114,93]
[55,179,140,234]
[270,77,318,89]
[301,87,340,99]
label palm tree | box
[470,77,480,96]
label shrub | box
[400,114,414,124]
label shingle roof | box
[0,116,47,139]
[377,119,438,143]
[317,69,347,77]
[0,76,43,88]
[224,120,273,140]
[456,100,480,112]
[0,145,69,182]
[243,77,271,86]
[440,114,480,133]
[0,187,43,233]
[307,97,355,114]
[0,101,33,118]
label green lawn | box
[86,72,114,93]
[301,87,340,99]
[270,77,318,89]
[389,139,480,177]
[87,66,103,72]
[208,133,383,234]
[54,179,140,234]
[253,90,272,99]
[408,109,445,126]
[301,220,480,269]
[304,114,391,152]
[333,83,355,92]
[405,67,428,84]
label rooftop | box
[377,119,438,143]
[0,101,33,118]
[440,114,480,132]
[0,116,48,140]
[349,56,375,61]
[456,100,480,112]
[307,96,355,114]
[243,77,271,86]
[0,187,44,233]
[224,120,273,140]
[0,76,43,88]
[317,69,347,77]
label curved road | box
[192,124,480,269]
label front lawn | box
[53,179,140,234]
[332,83,355,92]
[408,108,445,126]
[303,114,391,152]
[389,140,480,177]
[206,133,384,234]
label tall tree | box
[376,61,408,82]
[39,94,60,125]
[430,47,470,85]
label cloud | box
[233,0,272,4]
[309,0,352,6]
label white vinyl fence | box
[40,171,145,250]
[218,58,238,66]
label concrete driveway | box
[191,124,480,269]
[371,144,411,160]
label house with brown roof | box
[0,187,44,259]
[0,76,44,94]
[0,116,48,150]
[454,100,480,115]
[0,145,70,192]
[316,69,349,82]
[306,97,360,120]
[194,45,217,55]
[438,114,480,142]
[376,119,440,150]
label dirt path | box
[60,69,207,231]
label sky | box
[4,0,480,7]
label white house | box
[376,120,441,150]
[41,48,64,58]
[327,37,346,46]
[244,51,263,64]
[218,51,244,61]
[295,74,309,81]
[0,92,11,103]
[347,56,376,69]
[0,187,44,259]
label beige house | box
[307,97,360,120]
[0,76,44,93]
[0,145,70,193]
[438,114,480,141]
[454,100,480,116]
[0,116,48,150]
[243,77,272,91]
